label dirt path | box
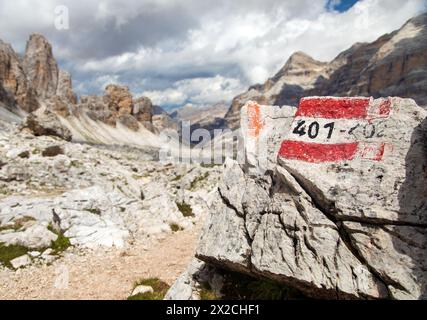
[0,223,202,300]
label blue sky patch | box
[327,0,359,12]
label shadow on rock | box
[396,117,427,299]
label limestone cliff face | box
[76,85,155,132]
[23,34,60,99]
[56,70,77,105]
[0,34,76,115]
[22,34,77,108]
[225,13,427,129]
[0,39,39,113]
[0,34,156,135]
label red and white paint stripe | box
[278,97,392,163]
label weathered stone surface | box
[10,254,31,269]
[1,34,77,116]
[0,224,58,249]
[42,145,64,157]
[134,96,155,132]
[0,128,221,253]
[46,95,71,117]
[225,13,427,129]
[165,258,224,300]
[133,97,153,122]
[131,285,153,296]
[194,96,427,299]
[75,86,156,132]
[0,39,39,113]
[105,84,133,117]
[21,109,72,141]
[23,34,59,99]
[1,33,160,138]
[77,94,114,125]
[240,101,296,174]
[278,97,426,225]
[56,70,77,105]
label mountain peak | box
[271,50,326,84]
[288,51,314,61]
[23,33,59,99]
[225,13,427,129]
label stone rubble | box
[0,120,221,269]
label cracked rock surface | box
[177,97,427,300]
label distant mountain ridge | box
[225,13,427,129]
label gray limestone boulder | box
[186,97,427,300]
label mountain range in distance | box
[0,13,426,141]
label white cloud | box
[0,0,425,108]
[77,0,426,84]
[141,76,245,107]
[74,74,120,94]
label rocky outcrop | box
[23,34,59,99]
[105,84,133,117]
[152,105,179,133]
[20,109,72,141]
[134,96,155,131]
[225,13,427,129]
[175,97,427,300]
[0,126,221,255]
[22,34,78,114]
[56,70,77,105]
[0,39,39,113]
[165,258,224,300]
[76,85,155,132]
[1,33,160,138]
[0,34,77,117]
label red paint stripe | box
[360,143,385,161]
[296,97,370,119]
[278,140,358,163]
[378,99,391,117]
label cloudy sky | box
[0,0,426,110]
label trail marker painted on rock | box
[247,101,263,138]
[278,97,392,163]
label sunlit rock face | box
[193,97,427,300]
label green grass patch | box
[200,162,221,168]
[176,201,194,217]
[171,174,182,182]
[70,160,81,168]
[47,224,71,254]
[0,226,13,232]
[169,223,183,232]
[127,278,170,300]
[190,172,209,190]
[199,282,220,300]
[0,243,29,268]
[84,207,101,215]
[0,185,9,195]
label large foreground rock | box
[191,97,427,300]
[20,109,72,141]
